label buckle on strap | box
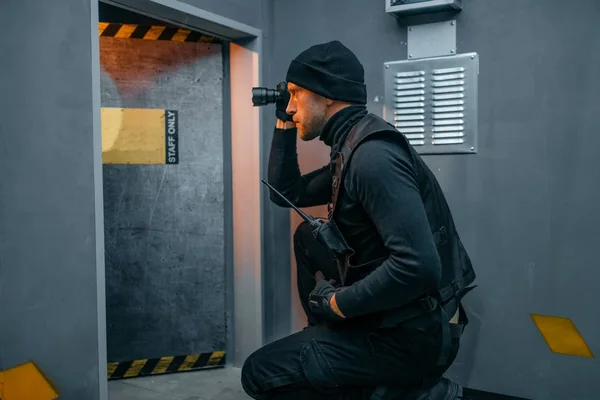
[418,295,438,312]
[450,322,464,339]
[435,286,476,367]
[378,295,438,328]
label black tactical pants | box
[241,221,460,399]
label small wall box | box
[385,0,462,16]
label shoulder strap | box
[329,114,397,218]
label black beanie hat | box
[286,40,367,105]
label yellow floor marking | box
[0,362,58,400]
[207,351,225,366]
[107,362,119,379]
[124,359,148,378]
[179,354,200,371]
[152,356,174,374]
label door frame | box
[95,0,265,371]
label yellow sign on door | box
[101,107,179,164]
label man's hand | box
[276,83,294,122]
[308,271,346,321]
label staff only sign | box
[165,110,179,164]
[101,107,179,165]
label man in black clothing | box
[241,40,476,399]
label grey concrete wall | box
[181,0,264,29]
[267,0,600,399]
[0,1,106,399]
[100,37,226,361]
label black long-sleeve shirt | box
[267,106,441,319]
[267,130,332,208]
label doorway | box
[94,0,264,394]
[98,1,228,375]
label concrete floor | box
[108,367,249,400]
[107,367,521,400]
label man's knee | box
[241,342,309,399]
[293,221,313,253]
[293,221,336,280]
[241,352,264,399]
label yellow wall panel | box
[531,314,594,358]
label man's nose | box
[286,100,296,116]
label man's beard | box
[299,113,326,141]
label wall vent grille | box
[384,53,478,154]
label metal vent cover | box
[383,52,479,154]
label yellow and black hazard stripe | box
[107,351,225,380]
[98,22,219,43]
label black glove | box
[275,82,293,122]
[308,271,345,321]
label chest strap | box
[329,115,392,219]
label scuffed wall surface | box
[100,37,226,361]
